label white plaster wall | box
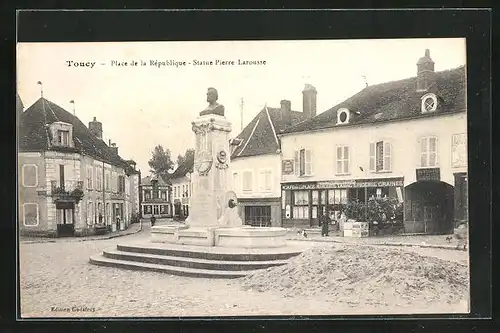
[44,152,81,190]
[230,154,281,199]
[280,112,467,187]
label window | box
[259,169,272,192]
[243,170,253,191]
[328,189,348,205]
[293,190,309,219]
[245,206,272,227]
[105,171,110,191]
[86,166,93,189]
[22,164,38,187]
[336,146,350,175]
[96,168,102,190]
[420,136,439,167]
[337,108,350,125]
[111,172,116,192]
[88,202,94,224]
[23,203,39,226]
[117,175,125,193]
[144,190,151,200]
[370,141,392,172]
[57,130,70,146]
[185,185,189,197]
[421,93,438,113]
[294,149,313,176]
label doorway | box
[404,181,454,234]
[56,201,75,237]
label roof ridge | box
[237,117,260,157]
[264,106,279,147]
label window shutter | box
[384,142,392,171]
[305,149,313,176]
[421,138,428,167]
[294,150,299,176]
[336,146,342,174]
[430,137,438,166]
[266,170,272,191]
[369,143,375,171]
[344,146,349,174]
[258,170,265,191]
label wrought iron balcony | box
[50,180,84,203]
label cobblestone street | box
[20,223,469,318]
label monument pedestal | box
[150,97,289,249]
[151,225,288,249]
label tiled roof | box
[16,94,24,115]
[141,175,170,186]
[18,97,130,169]
[231,107,307,159]
[282,66,466,134]
[170,154,194,179]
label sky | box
[17,38,466,175]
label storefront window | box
[293,190,309,219]
[312,191,319,205]
[328,189,348,204]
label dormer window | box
[336,108,350,125]
[421,93,438,113]
[57,130,70,146]
[50,121,73,147]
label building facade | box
[230,88,315,227]
[170,156,194,219]
[279,50,467,235]
[18,97,140,237]
[140,176,171,218]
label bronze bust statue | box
[199,87,225,117]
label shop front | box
[404,168,455,234]
[281,177,404,228]
[238,197,281,227]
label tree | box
[177,148,195,168]
[148,145,174,178]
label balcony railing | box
[50,180,84,203]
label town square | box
[17,38,469,317]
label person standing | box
[320,211,331,237]
[151,215,156,227]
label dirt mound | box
[240,245,468,308]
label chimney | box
[280,100,292,127]
[89,116,103,139]
[416,49,436,92]
[302,84,317,119]
[110,142,118,155]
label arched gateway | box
[404,180,454,234]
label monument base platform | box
[151,225,288,249]
[89,241,306,278]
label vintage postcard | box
[17,38,469,318]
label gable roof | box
[18,97,131,170]
[282,66,466,134]
[170,154,194,179]
[231,106,307,159]
[16,94,24,115]
[141,175,170,186]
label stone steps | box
[115,243,302,261]
[89,242,303,278]
[101,249,289,271]
[89,255,251,278]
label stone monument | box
[150,88,286,248]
